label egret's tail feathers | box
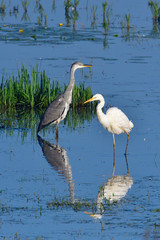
[129,121,134,129]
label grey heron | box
[84,94,134,159]
[37,61,92,137]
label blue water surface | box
[0,0,160,239]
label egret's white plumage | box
[84,94,134,156]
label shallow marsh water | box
[0,0,160,239]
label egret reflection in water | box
[85,156,133,219]
[37,135,75,202]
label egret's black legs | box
[125,154,129,175]
[112,133,116,176]
[125,133,130,156]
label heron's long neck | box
[65,69,75,98]
[97,99,109,129]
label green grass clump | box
[0,64,58,110]
[0,64,95,112]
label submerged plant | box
[0,0,6,13]
[102,1,107,23]
[121,14,135,40]
[102,1,111,37]
[37,2,44,23]
[21,0,31,21]
[35,1,46,26]
[71,0,79,30]
[64,0,79,29]
[148,0,160,23]
[21,0,30,13]
[44,14,47,27]
[0,0,6,20]
[64,0,72,25]
[91,5,98,27]
[125,14,131,32]
[52,0,56,11]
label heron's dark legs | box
[112,133,116,176]
[55,126,58,139]
[55,120,60,140]
[125,133,130,156]
[55,134,60,150]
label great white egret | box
[37,61,92,138]
[84,94,134,158]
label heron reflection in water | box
[85,155,133,219]
[38,135,75,202]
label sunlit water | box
[0,0,160,239]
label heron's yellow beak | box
[83,96,95,104]
[83,64,93,68]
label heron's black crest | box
[71,61,82,69]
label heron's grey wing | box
[38,94,66,132]
[38,135,65,171]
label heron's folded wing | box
[40,94,66,127]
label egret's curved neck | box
[97,97,105,111]
[96,97,109,128]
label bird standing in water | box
[84,94,134,160]
[37,61,92,138]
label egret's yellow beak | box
[83,96,95,104]
[83,211,92,215]
[83,211,97,218]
